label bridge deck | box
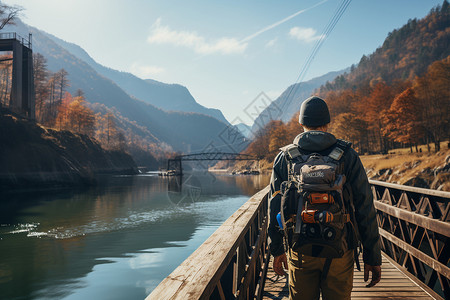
[263,253,438,300]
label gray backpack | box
[279,141,355,259]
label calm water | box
[0,172,269,300]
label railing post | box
[146,186,270,300]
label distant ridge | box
[42,32,229,124]
[6,20,246,154]
[251,68,348,133]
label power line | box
[279,0,352,114]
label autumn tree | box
[66,96,95,136]
[285,111,303,142]
[33,53,49,122]
[245,121,283,160]
[330,112,369,153]
[95,111,124,149]
[45,69,70,123]
[268,120,288,156]
[245,128,270,159]
[55,92,73,130]
[358,81,394,153]
[325,89,360,118]
[383,87,423,152]
[75,89,84,97]
[413,56,450,151]
[55,69,70,104]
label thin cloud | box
[240,0,328,43]
[130,63,165,78]
[147,0,327,56]
[289,27,325,43]
[265,38,278,48]
[147,18,247,55]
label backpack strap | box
[279,144,304,235]
[328,139,351,162]
[280,144,301,160]
[280,144,302,182]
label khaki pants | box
[287,248,354,300]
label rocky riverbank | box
[0,110,138,191]
[223,148,450,192]
[362,151,450,191]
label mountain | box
[41,32,229,124]
[315,1,449,154]
[235,123,252,138]
[251,68,348,133]
[319,1,450,93]
[7,20,246,154]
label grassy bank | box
[224,142,449,191]
[361,143,450,191]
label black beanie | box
[298,96,330,127]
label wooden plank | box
[255,247,271,300]
[381,251,444,300]
[352,286,421,290]
[352,281,418,286]
[217,281,226,300]
[374,201,450,237]
[147,186,270,300]
[263,253,436,300]
[351,291,432,296]
[351,297,432,299]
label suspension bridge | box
[165,152,261,176]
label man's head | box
[299,96,330,132]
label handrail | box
[147,180,449,299]
[146,185,271,300]
[370,180,450,299]
[0,32,32,48]
[370,179,450,198]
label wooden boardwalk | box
[147,183,449,300]
[263,253,440,300]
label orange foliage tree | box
[66,96,95,136]
[359,82,394,153]
[55,92,73,130]
[383,87,423,152]
[413,56,450,151]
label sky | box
[4,0,445,125]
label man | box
[268,96,381,300]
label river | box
[0,172,270,300]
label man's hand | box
[273,253,288,276]
[364,263,381,287]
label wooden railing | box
[146,186,271,300]
[147,180,450,300]
[370,180,450,299]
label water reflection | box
[0,172,269,300]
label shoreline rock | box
[0,110,138,192]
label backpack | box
[279,141,356,259]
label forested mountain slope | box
[6,20,245,154]
[244,1,449,169]
[44,33,228,123]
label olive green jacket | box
[268,131,382,266]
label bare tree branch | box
[0,4,23,31]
